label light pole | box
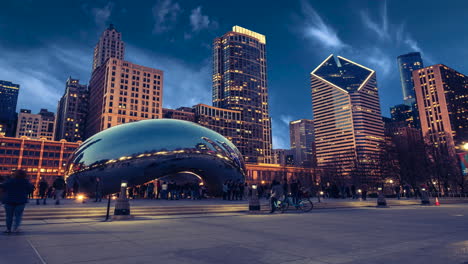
[113,180,132,220]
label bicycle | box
[279,194,314,213]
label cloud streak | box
[152,0,181,34]
[91,2,114,29]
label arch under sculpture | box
[65,119,246,196]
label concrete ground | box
[1,204,468,264]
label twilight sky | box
[0,0,467,149]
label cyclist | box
[269,180,284,213]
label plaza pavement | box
[1,204,468,264]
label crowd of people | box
[126,180,208,200]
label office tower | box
[311,54,384,183]
[272,149,295,166]
[86,58,163,138]
[0,134,79,184]
[213,26,272,164]
[289,119,315,167]
[397,52,424,106]
[413,64,468,151]
[16,109,55,140]
[55,77,88,142]
[194,104,242,144]
[163,107,196,122]
[92,24,125,72]
[390,104,415,127]
[0,80,20,136]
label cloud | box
[300,0,348,50]
[190,6,210,32]
[360,2,390,40]
[271,115,294,149]
[0,44,92,113]
[152,0,181,34]
[363,48,392,77]
[125,45,211,108]
[91,2,113,29]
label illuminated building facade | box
[390,104,416,128]
[245,163,318,187]
[413,64,468,151]
[85,58,163,138]
[213,26,273,164]
[92,24,125,72]
[194,104,242,145]
[0,135,79,185]
[0,80,20,137]
[55,77,88,142]
[311,54,384,183]
[271,149,295,166]
[163,107,196,122]
[16,109,55,140]
[290,119,315,167]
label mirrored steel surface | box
[65,119,246,196]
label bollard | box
[377,187,388,207]
[113,180,133,220]
[249,184,260,212]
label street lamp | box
[249,184,260,212]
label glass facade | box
[397,52,423,106]
[0,80,20,136]
[311,55,384,184]
[289,119,315,167]
[212,26,272,164]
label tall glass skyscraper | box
[397,52,423,106]
[212,26,272,164]
[0,80,20,136]
[290,119,315,167]
[311,55,384,184]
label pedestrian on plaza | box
[361,184,368,201]
[1,169,34,233]
[269,180,284,214]
[147,182,154,199]
[37,178,48,205]
[222,181,228,200]
[0,177,4,202]
[155,180,161,199]
[395,186,401,200]
[161,181,168,200]
[52,176,66,205]
[351,185,357,199]
[94,177,102,202]
[243,182,249,200]
[290,179,299,205]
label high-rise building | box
[0,80,20,136]
[92,24,125,72]
[311,54,384,184]
[271,149,295,166]
[86,58,163,138]
[15,109,55,140]
[390,104,415,127]
[55,77,88,142]
[194,104,242,145]
[213,26,272,164]
[413,64,468,151]
[289,119,315,167]
[397,52,424,106]
[163,107,196,122]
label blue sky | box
[0,0,467,149]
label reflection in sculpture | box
[65,119,246,196]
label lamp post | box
[249,184,260,212]
[113,180,132,220]
[377,186,388,207]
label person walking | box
[1,170,34,233]
[270,180,284,214]
[37,178,48,205]
[161,181,168,200]
[52,176,66,205]
[94,177,102,202]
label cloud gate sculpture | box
[65,119,246,196]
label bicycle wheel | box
[280,200,289,213]
[299,198,313,212]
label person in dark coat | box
[94,177,102,202]
[1,170,34,233]
[37,178,49,205]
[52,176,66,205]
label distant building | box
[0,80,20,136]
[55,77,88,142]
[85,58,163,138]
[194,104,242,145]
[213,26,273,163]
[390,104,416,128]
[16,109,55,140]
[92,24,125,72]
[290,119,315,167]
[0,135,79,185]
[311,54,384,184]
[272,149,295,166]
[397,52,424,106]
[413,64,468,152]
[163,107,196,122]
[245,163,318,186]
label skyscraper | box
[390,104,414,127]
[213,26,272,164]
[311,54,384,183]
[16,109,55,140]
[397,52,424,106]
[0,80,20,136]
[413,64,468,152]
[86,58,163,138]
[289,119,315,167]
[55,77,88,142]
[92,24,125,72]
